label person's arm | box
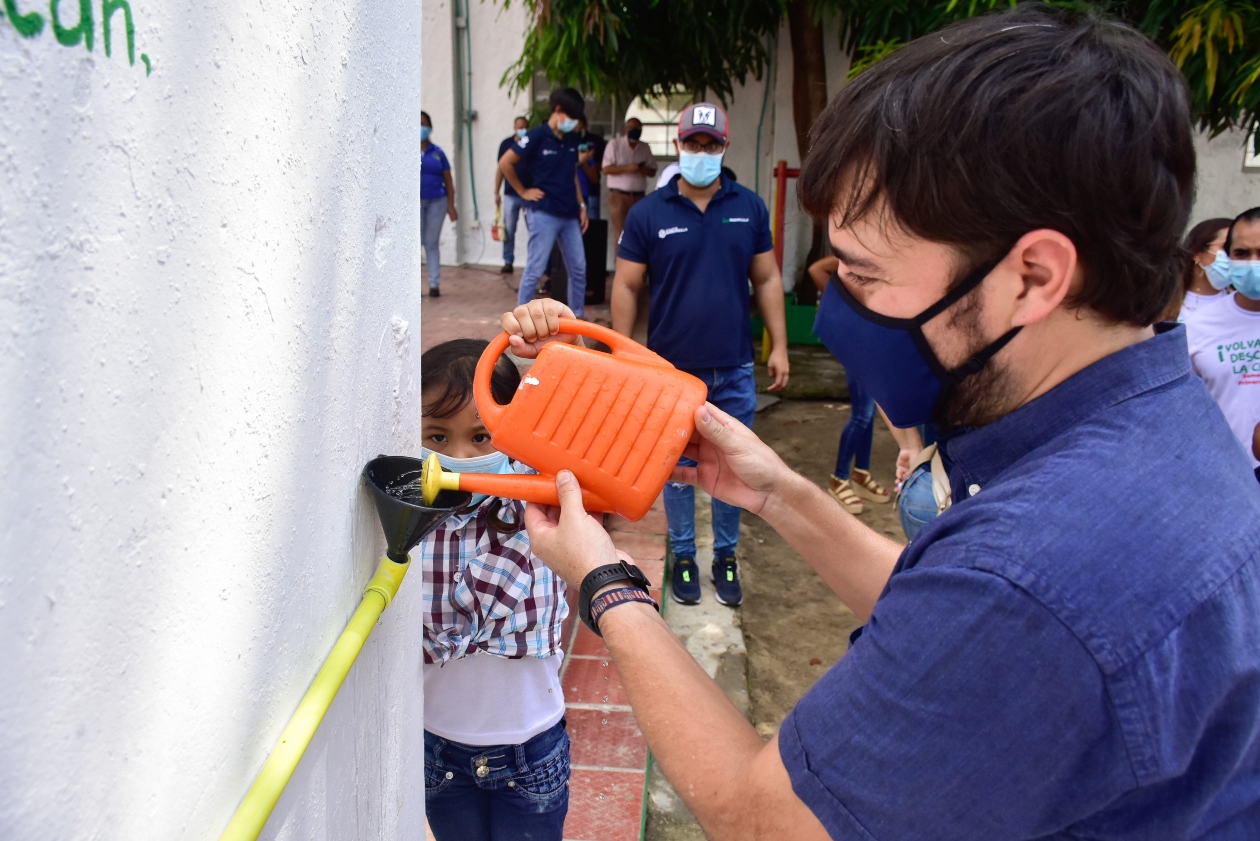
[749,251,789,392]
[580,147,600,184]
[638,144,657,176]
[808,255,840,293]
[499,149,543,202]
[525,476,831,841]
[876,405,924,485]
[442,169,458,222]
[494,147,504,206]
[610,258,648,337]
[576,172,589,234]
[1252,419,1260,461]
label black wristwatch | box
[578,560,652,635]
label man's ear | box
[1003,229,1078,328]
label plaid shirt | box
[416,492,567,665]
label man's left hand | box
[580,208,589,235]
[766,346,790,391]
[524,471,619,588]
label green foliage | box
[498,0,786,104]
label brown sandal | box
[828,476,865,514]
[851,468,891,503]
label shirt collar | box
[663,175,735,207]
[943,323,1190,491]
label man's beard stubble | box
[930,286,1021,432]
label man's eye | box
[846,273,878,287]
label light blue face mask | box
[1227,259,1260,300]
[420,126,432,142]
[420,448,512,506]
[678,150,723,188]
[1204,249,1233,291]
[516,128,528,139]
[558,117,579,134]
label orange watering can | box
[420,319,708,521]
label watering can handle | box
[473,318,670,431]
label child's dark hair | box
[421,338,520,418]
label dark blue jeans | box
[424,719,570,841]
[835,374,876,478]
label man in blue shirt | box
[420,110,457,297]
[613,102,789,608]
[494,116,530,275]
[506,7,1260,839]
[499,88,589,317]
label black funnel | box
[363,456,471,562]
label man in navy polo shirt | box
[494,115,530,274]
[506,7,1260,839]
[499,87,589,317]
[612,102,789,608]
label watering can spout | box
[363,456,470,562]
[437,318,708,522]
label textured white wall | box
[1193,127,1260,222]
[0,1,426,839]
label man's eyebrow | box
[831,246,883,273]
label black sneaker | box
[671,556,701,605]
[500,263,514,274]
[712,555,743,607]
[428,286,440,298]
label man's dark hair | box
[549,87,586,122]
[1224,207,1260,253]
[1182,218,1232,291]
[798,3,1195,326]
[421,338,520,419]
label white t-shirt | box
[423,652,565,745]
[1185,294,1260,468]
[1178,289,1230,323]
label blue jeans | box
[422,195,448,288]
[898,462,938,541]
[585,192,600,220]
[502,194,526,265]
[835,374,876,478]
[519,209,586,318]
[664,363,758,559]
[424,719,570,841]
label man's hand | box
[521,187,545,202]
[524,471,619,588]
[766,346,790,392]
[495,192,502,207]
[500,299,581,358]
[638,163,655,176]
[672,403,793,516]
[579,148,594,165]
[580,207,589,235]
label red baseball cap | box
[677,103,729,142]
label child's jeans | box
[424,718,570,841]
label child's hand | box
[501,300,581,358]
[524,471,618,588]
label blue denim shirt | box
[780,325,1260,839]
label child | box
[418,338,570,841]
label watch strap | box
[589,587,658,637]
[578,560,651,634]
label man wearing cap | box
[602,117,657,244]
[611,102,789,608]
[499,87,590,317]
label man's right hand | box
[522,188,545,202]
[500,299,581,358]
[671,403,792,516]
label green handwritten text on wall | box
[3,0,150,76]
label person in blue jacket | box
[421,110,458,297]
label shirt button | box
[476,765,489,778]
[968,484,981,497]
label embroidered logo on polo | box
[658,227,689,239]
[518,135,530,147]
[542,149,558,156]
[723,217,750,223]
[692,105,717,126]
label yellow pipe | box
[218,556,410,841]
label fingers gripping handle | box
[473,318,669,432]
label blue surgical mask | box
[420,448,512,506]
[678,150,723,188]
[1204,249,1233,291]
[515,128,528,140]
[558,117,579,134]
[813,259,1021,428]
[420,126,431,142]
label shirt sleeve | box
[438,149,451,173]
[617,200,650,263]
[512,130,534,164]
[778,561,1129,841]
[602,140,617,169]
[753,196,773,254]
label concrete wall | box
[1192,126,1260,222]
[0,1,426,839]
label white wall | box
[0,1,426,839]
[1193,127,1260,222]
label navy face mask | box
[813,257,1021,428]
